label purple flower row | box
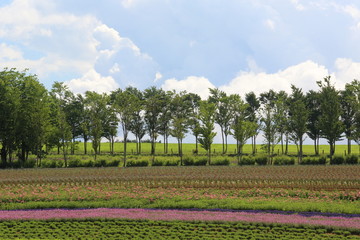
[0,208,359,229]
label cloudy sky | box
[1,0,360,98]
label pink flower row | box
[0,208,359,229]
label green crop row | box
[0,219,358,240]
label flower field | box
[0,165,359,238]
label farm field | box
[0,165,359,238]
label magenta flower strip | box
[0,208,359,229]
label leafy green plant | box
[238,156,255,166]
[194,158,208,166]
[152,159,163,166]
[126,160,149,167]
[345,155,358,164]
[330,155,345,165]
[273,156,295,165]
[255,156,267,165]
[183,157,194,166]
[211,159,230,166]
[301,157,326,165]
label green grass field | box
[63,142,359,156]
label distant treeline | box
[1,68,360,168]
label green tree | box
[159,91,174,154]
[274,91,289,155]
[50,82,73,167]
[317,76,344,158]
[127,87,145,155]
[112,87,141,167]
[346,80,360,153]
[209,88,232,154]
[85,91,108,160]
[170,91,192,165]
[340,81,358,155]
[306,90,321,155]
[230,94,257,163]
[144,87,164,163]
[260,90,279,164]
[186,93,202,154]
[64,94,84,154]
[198,101,217,165]
[245,92,260,155]
[0,68,21,166]
[288,85,308,163]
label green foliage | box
[345,155,358,164]
[194,158,208,166]
[183,156,194,166]
[317,77,344,157]
[238,156,255,165]
[273,156,295,165]
[126,159,149,167]
[152,159,163,166]
[255,156,267,165]
[330,155,345,165]
[301,157,326,165]
[0,219,357,240]
[211,158,230,166]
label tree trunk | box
[84,138,87,155]
[299,138,303,164]
[195,135,198,154]
[224,133,228,154]
[1,147,7,167]
[348,138,351,155]
[123,136,127,167]
[208,145,211,165]
[221,127,225,154]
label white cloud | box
[162,76,215,99]
[154,72,162,82]
[264,19,275,30]
[0,43,23,60]
[109,63,121,74]
[333,58,360,87]
[65,69,119,94]
[220,60,329,97]
[0,0,158,88]
[291,0,305,11]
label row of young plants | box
[2,154,358,169]
[0,218,358,240]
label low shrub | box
[94,159,107,167]
[68,158,82,168]
[211,158,230,166]
[41,159,63,168]
[300,157,326,165]
[82,160,94,167]
[194,158,208,166]
[164,160,179,166]
[345,155,358,164]
[152,159,163,166]
[126,159,149,167]
[330,155,345,165]
[273,156,295,165]
[23,159,37,168]
[183,157,194,166]
[255,156,267,166]
[107,159,120,167]
[238,156,255,166]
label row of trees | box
[1,68,360,167]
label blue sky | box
[1,0,360,143]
